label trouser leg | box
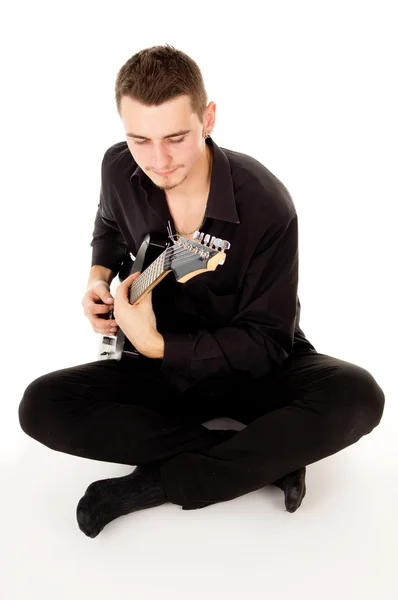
[158,350,386,509]
[18,358,231,467]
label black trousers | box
[18,348,385,510]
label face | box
[120,94,214,192]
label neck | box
[128,250,170,304]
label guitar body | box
[97,234,169,361]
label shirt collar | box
[129,136,240,225]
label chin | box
[159,172,187,191]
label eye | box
[132,137,185,145]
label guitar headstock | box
[167,230,231,282]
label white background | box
[1,1,397,599]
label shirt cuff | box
[91,244,121,274]
[160,332,195,375]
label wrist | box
[141,332,164,359]
[87,278,110,291]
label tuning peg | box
[194,232,230,251]
[210,236,224,249]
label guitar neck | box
[129,248,170,304]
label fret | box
[141,269,149,293]
[128,247,170,304]
[129,279,140,304]
[147,263,155,285]
[156,254,163,278]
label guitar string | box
[127,248,224,304]
[138,245,221,278]
[131,241,224,283]
[130,250,215,298]
[107,241,226,328]
[114,238,228,309]
[107,245,218,320]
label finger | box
[127,271,141,280]
[119,272,141,292]
[92,316,119,334]
[96,327,119,336]
[120,271,140,284]
[90,303,114,316]
[91,312,116,325]
[84,306,108,320]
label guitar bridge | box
[98,335,119,360]
[97,333,139,361]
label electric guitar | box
[97,230,231,361]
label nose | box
[151,145,173,172]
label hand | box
[113,272,161,354]
[82,279,118,336]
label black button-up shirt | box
[90,136,316,392]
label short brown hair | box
[114,44,208,124]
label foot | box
[82,465,144,498]
[76,465,168,538]
[272,466,306,512]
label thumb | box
[116,271,141,299]
[90,280,113,303]
[99,284,113,303]
[126,271,141,281]
[123,272,141,287]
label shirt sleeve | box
[90,154,129,276]
[160,214,299,392]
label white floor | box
[4,407,397,600]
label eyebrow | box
[126,128,192,140]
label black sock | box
[272,466,307,513]
[76,465,168,538]
[76,429,237,537]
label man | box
[18,44,385,538]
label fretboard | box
[128,248,169,304]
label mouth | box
[154,167,178,176]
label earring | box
[204,131,210,139]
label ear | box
[205,101,216,131]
